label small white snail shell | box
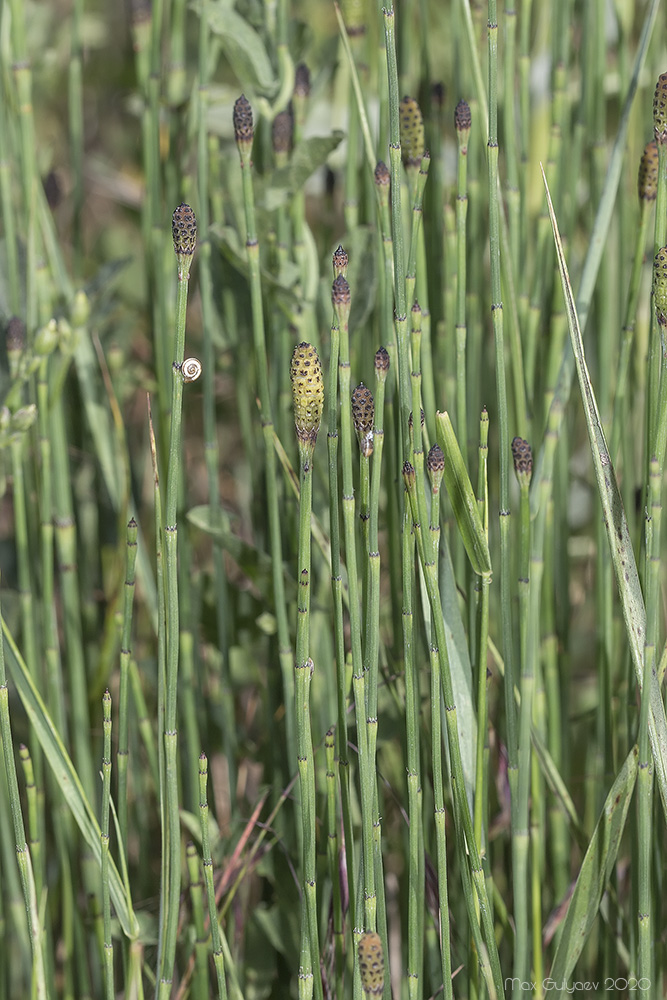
[182,358,202,383]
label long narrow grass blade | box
[2,620,139,939]
[542,165,667,823]
[435,411,491,576]
[549,746,638,990]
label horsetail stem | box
[291,340,324,1000]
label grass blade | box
[2,619,139,939]
[542,165,667,823]
[549,746,638,990]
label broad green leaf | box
[543,168,667,824]
[549,746,638,992]
[207,2,276,97]
[435,411,491,577]
[2,620,139,939]
[262,133,345,211]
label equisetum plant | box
[1,2,667,999]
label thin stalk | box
[198,754,228,1000]
[611,194,651,464]
[197,0,236,800]
[0,98,20,312]
[365,351,390,977]
[401,503,423,1000]
[333,274,369,936]
[17,747,42,916]
[50,396,96,804]
[513,437,533,990]
[158,205,197,996]
[402,466,504,999]
[486,18,521,992]
[455,102,471,461]
[234,98,294,780]
[0,602,47,998]
[473,411,490,862]
[117,517,138,863]
[324,728,344,999]
[186,842,210,1000]
[10,434,40,774]
[427,446,452,999]
[68,0,84,275]
[327,260,356,937]
[101,690,114,1000]
[8,0,39,333]
[503,1,520,279]
[292,346,324,1000]
[429,639,452,1000]
[638,459,657,987]
[383,7,410,452]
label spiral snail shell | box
[181,358,202,383]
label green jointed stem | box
[117,517,138,863]
[328,254,358,945]
[503,2,520,279]
[234,95,294,775]
[51,397,96,805]
[198,754,229,1000]
[611,144,654,464]
[197,0,236,799]
[291,342,324,999]
[68,0,84,276]
[324,728,344,998]
[473,412,490,860]
[18,746,42,911]
[383,8,410,453]
[0,595,47,997]
[158,203,196,997]
[486,9,521,991]
[400,497,423,1000]
[455,100,471,461]
[402,464,504,998]
[186,842,209,1000]
[638,459,657,987]
[334,276,374,932]
[101,690,114,1000]
[512,436,533,989]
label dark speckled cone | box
[291,342,324,457]
[399,96,424,166]
[332,274,351,324]
[455,99,472,151]
[455,98,472,132]
[654,247,667,325]
[427,443,445,489]
[352,383,374,457]
[294,63,310,98]
[511,436,533,485]
[358,932,384,997]
[6,317,26,354]
[272,109,293,157]
[374,161,390,187]
[332,245,348,277]
[172,204,197,256]
[639,141,659,203]
[374,346,390,382]
[172,204,197,276]
[654,73,667,144]
[234,94,254,156]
